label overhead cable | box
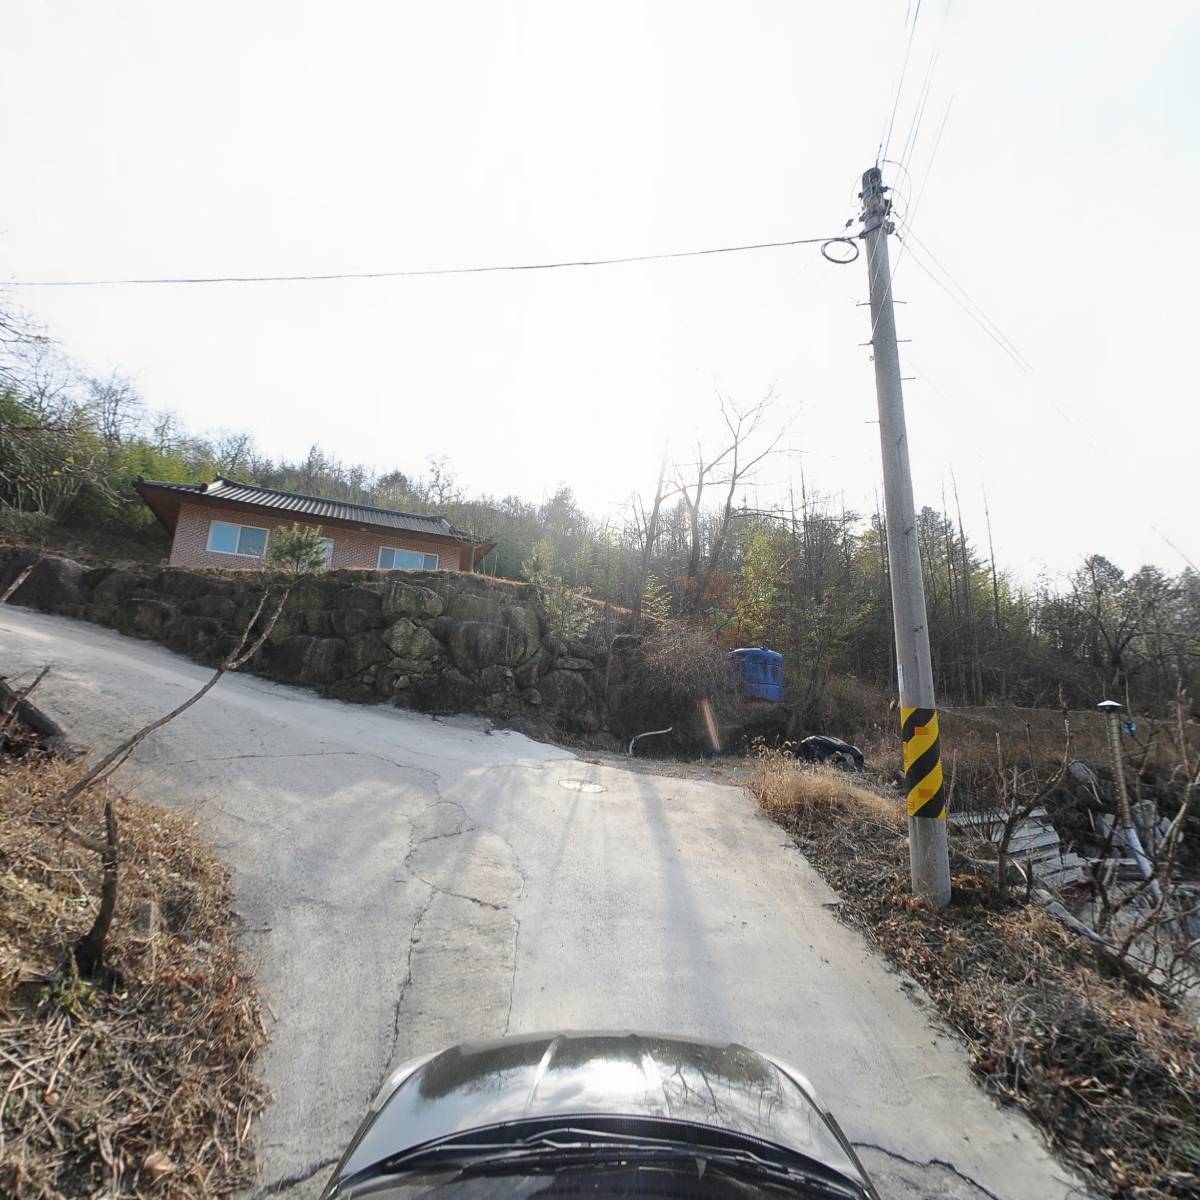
[895,219,1031,370]
[897,50,938,181]
[878,0,923,164]
[6,232,858,288]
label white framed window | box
[319,537,334,568]
[207,519,269,558]
[378,546,439,570]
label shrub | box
[615,622,744,750]
[0,506,55,543]
[267,523,328,575]
[522,538,590,641]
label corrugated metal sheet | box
[137,477,470,540]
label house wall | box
[167,500,469,571]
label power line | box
[894,220,1031,372]
[900,94,954,240]
[897,50,938,181]
[898,220,1028,366]
[5,231,854,288]
[879,0,923,165]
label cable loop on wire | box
[820,238,860,266]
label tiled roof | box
[136,477,474,541]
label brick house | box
[134,477,494,572]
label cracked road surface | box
[2,609,1086,1200]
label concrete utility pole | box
[861,165,951,906]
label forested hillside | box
[2,331,1197,721]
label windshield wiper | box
[360,1126,862,1197]
[446,1147,859,1197]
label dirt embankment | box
[0,730,267,1198]
[752,755,1200,1200]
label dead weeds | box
[752,753,1200,1200]
[0,753,267,1198]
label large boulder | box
[382,579,444,619]
[301,608,334,636]
[345,631,390,674]
[500,605,542,662]
[268,636,345,684]
[119,596,176,639]
[374,665,411,696]
[261,608,307,645]
[513,647,555,689]
[334,585,382,613]
[330,608,377,638]
[383,617,443,660]
[479,664,516,695]
[390,655,439,677]
[444,620,521,671]
[0,547,39,593]
[89,568,142,607]
[444,591,504,625]
[409,667,483,714]
[167,615,230,662]
[323,678,379,704]
[285,579,329,611]
[539,669,600,729]
[3,553,87,612]
[152,567,229,603]
[179,593,238,621]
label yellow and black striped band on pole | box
[900,706,946,819]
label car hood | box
[334,1031,868,1190]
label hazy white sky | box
[2,1,1197,583]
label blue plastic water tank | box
[728,646,784,703]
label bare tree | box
[672,392,785,616]
[952,470,983,704]
[421,455,461,508]
[3,339,81,420]
[628,449,668,634]
[983,486,1006,700]
[0,401,120,521]
[0,296,48,390]
[86,371,143,462]
[213,430,256,476]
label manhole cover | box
[558,779,605,793]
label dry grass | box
[0,752,267,1198]
[753,757,903,828]
[750,750,1200,1199]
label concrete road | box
[1,608,1085,1199]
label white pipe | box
[628,726,673,756]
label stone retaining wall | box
[0,547,640,737]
